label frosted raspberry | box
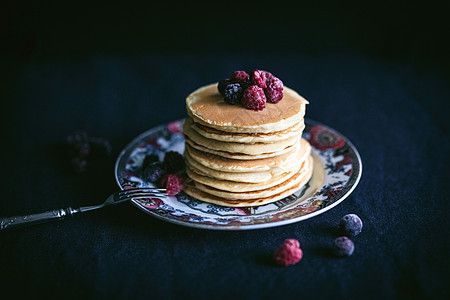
[230,70,250,86]
[250,69,267,89]
[241,85,266,111]
[273,239,303,266]
[265,75,284,103]
[159,174,185,195]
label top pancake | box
[186,83,309,133]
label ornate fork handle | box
[0,207,81,231]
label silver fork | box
[0,188,167,231]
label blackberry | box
[230,70,250,86]
[218,79,230,96]
[339,214,363,236]
[144,162,166,183]
[241,85,266,111]
[163,151,185,173]
[223,83,243,105]
[332,236,355,257]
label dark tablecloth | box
[1,52,449,299]
[1,2,449,299]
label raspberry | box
[144,162,166,183]
[230,70,250,86]
[265,75,284,103]
[223,83,243,105]
[142,154,159,170]
[332,236,355,257]
[273,239,303,267]
[241,85,266,111]
[339,214,363,236]
[250,69,267,89]
[218,79,230,96]
[163,151,185,173]
[159,174,185,195]
[261,70,274,82]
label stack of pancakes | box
[183,83,313,207]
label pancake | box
[185,153,272,183]
[186,83,308,133]
[184,161,313,207]
[183,118,299,155]
[185,136,297,160]
[184,140,307,183]
[182,79,314,207]
[184,151,311,193]
[185,138,310,173]
[190,155,313,200]
[190,118,305,144]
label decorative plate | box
[114,118,362,230]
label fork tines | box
[118,188,167,200]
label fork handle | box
[0,207,81,231]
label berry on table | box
[339,214,363,236]
[273,239,303,266]
[223,83,243,105]
[66,131,90,158]
[163,151,185,173]
[159,174,185,195]
[65,131,112,173]
[332,236,355,257]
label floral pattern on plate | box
[115,118,362,230]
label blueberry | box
[332,236,355,257]
[144,162,166,183]
[339,214,363,236]
[223,83,243,105]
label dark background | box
[1,0,449,299]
